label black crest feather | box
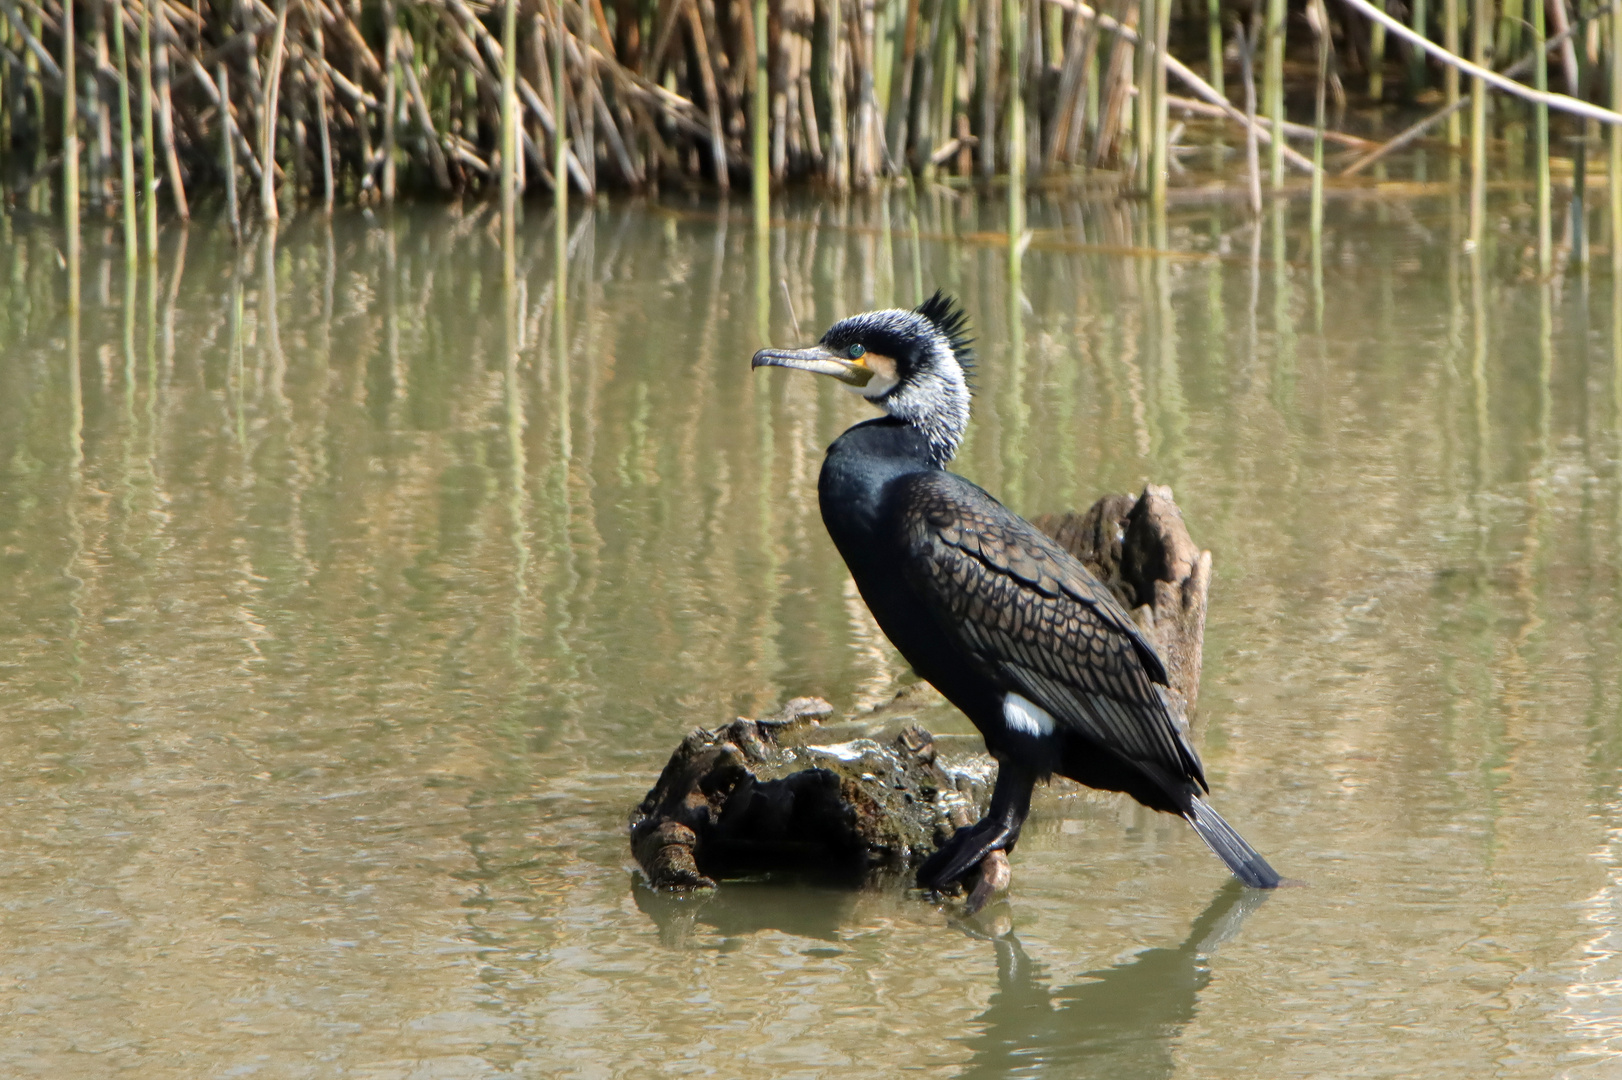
[915,290,975,379]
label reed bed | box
[5,0,1622,223]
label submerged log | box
[630,484,1212,898]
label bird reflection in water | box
[634,877,1265,1077]
[957,881,1267,1079]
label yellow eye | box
[849,344,865,359]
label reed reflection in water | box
[3,192,1622,1076]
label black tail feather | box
[1185,797,1280,889]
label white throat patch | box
[1003,693,1056,737]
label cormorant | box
[752,292,1280,892]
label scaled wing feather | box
[897,471,1206,788]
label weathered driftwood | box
[629,696,993,890]
[630,484,1212,902]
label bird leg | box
[917,763,1035,892]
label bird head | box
[752,291,975,464]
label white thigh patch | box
[1003,693,1056,737]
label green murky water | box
[4,190,1622,1077]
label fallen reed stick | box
[1167,95,1374,148]
[1343,11,1592,177]
[1337,0,1622,127]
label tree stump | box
[630,485,1213,897]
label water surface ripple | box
[2,195,1621,1077]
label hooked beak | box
[751,345,874,388]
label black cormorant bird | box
[752,292,1279,891]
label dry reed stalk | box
[381,0,395,202]
[1135,0,1152,187]
[888,0,920,163]
[140,0,155,253]
[794,3,820,168]
[17,0,1622,213]
[1533,0,1550,273]
[684,0,728,188]
[154,6,188,217]
[1006,0,1024,234]
[113,0,136,259]
[1205,0,1222,96]
[1264,0,1283,186]
[260,0,287,221]
[1407,0,1426,95]
[307,0,331,211]
[1150,0,1169,204]
[571,2,596,190]
[63,0,79,277]
[1370,0,1385,100]
[1092,0,1135,167]
[851,0,881,186]
[1613,0,1622,275]
[824,0,848,189]
[933,0,964,172]
[1443,0,1459,146]
[1309,0,1327,240]
[1045,3,1096,168]
[1238,13,1260,215]
[910,0,937,168]
[94,0,112,199]
[978,0,998,176]
[552,0,567,213]
[751,0,766,218]
[220,60,239,237]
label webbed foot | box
[917,817,1021,892]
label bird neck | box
[878,369,969,465]
[819,419,937,548]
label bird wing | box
[894,470,1206,789]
